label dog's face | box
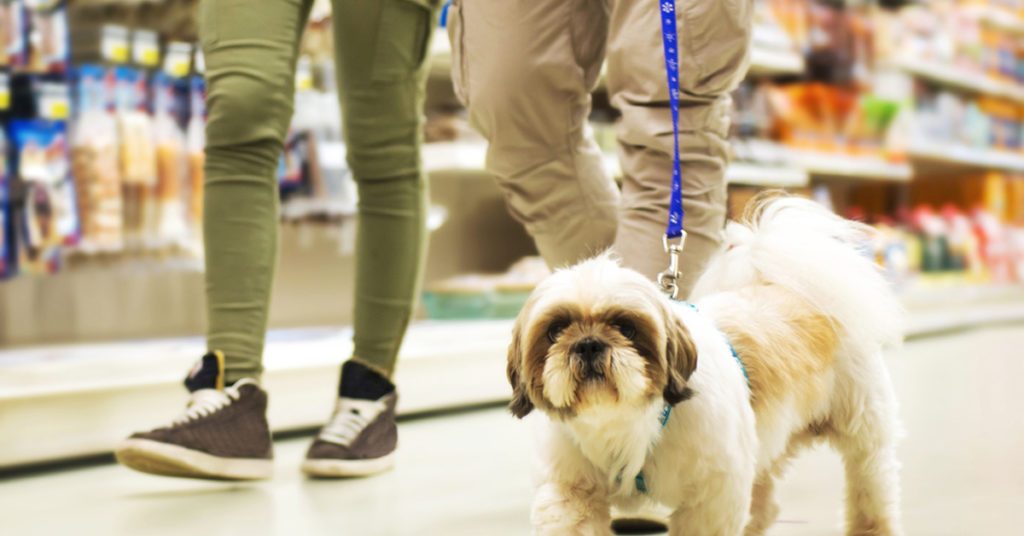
[507,256,698,419]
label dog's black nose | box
[573,338,607,363]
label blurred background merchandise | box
[4,0,1024,469]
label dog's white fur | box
[511,195,904,536]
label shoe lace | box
[318,397,387,447]
[172,379,253,425]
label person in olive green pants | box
[114,0,440,481]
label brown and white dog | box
[507,194,903,536]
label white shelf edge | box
[726,162,809,187]
[909,142,1024,173]
[791,150,913,181]
[891,56,1024,103]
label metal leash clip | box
[657,231,686,299]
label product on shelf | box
[114,66,156,249]
[152,71,188,248]
[130,29,159,69]
[24,0,67,75]
[70,64,122,252]
[913,85,1024,152]
[10,119,76,274]
[730,81,901,165]
[1,0,27,68]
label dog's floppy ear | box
[663,307,698,405]
[507,314,535,418]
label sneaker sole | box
[115,438,273,481]
[300,452,397,478]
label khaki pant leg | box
[449,0,618,270]
[606,0,753,296]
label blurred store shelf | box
[423,141,810,188]
[891,56,1024,103]
[4,281,1024,469]
[428,30,805,82]
[908,142,1024,173]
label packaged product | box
[152,71,187,248]
[114,66,156,249]
[131,29,159,69]
[70,64,122,252]
[10,119,76,274]
[24,0,67,74]
[0,0,26,68]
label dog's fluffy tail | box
[692,191,904,353]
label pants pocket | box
[372,0,434,82]
[679,0,753,95]
[446,0,469,106]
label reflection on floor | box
[3,325,1024,535]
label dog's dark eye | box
[547,322,567,343]
[613,320,636,339]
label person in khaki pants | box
[447,0,753,297]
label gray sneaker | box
[114,352,274,480]
[301,392,398,477]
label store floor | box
[4,325,1024,536]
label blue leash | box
[629,3,688,493]
[656,1,687,298]
[659,0,684,240]
[626,1,750,497]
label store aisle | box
[3,325,1024,536]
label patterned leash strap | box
[656,0,687,298]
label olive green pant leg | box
[200,0,312,383]
[331,0,439,377]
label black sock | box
[339,360,394,400]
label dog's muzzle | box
[571,337,609,380]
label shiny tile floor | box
[4,325,1024,536]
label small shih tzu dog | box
[507,194,903,536]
